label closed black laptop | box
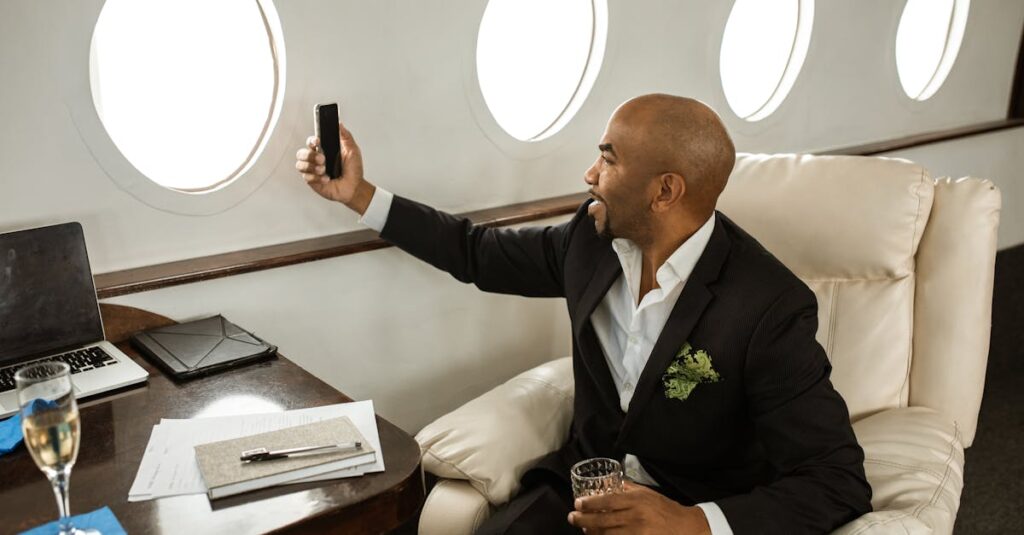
[130,315,277,380]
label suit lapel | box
[573,246,621,337]
[617,216,732,442]
[573,246,623,404]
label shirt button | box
[624,381,633,391]
[628,335,637,344]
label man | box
[295,94,872,534]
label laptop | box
[0,222,148,418]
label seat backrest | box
[717,154,934,423]
[718,154,1000,447]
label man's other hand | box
[568,481,712,535]
[294,122,375,214]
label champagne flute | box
[15,361,98,535]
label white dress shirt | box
[360,188,732,534]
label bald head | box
[612,94,735,215]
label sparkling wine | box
[22,398,81,473]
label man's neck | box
[635,213,711,303]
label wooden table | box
[0,304,424,534]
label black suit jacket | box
[380,195,872,534]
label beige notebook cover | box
[194,416,376,499]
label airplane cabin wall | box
[1,0,1022,430]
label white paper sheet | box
[128,400,385,502]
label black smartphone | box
[314,102,343,179]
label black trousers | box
[475,476,580,535]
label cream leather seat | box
[414,154,1001,534]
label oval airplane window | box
[895,0,970,101]
[90,0,281,192]
[476,0,608,142]
[719,0,814,122]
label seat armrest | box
[418,479,493,535]
[832,407,964,535]
[415,357,574,505]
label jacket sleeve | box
[715,284,873,534]
[378,194,584,298]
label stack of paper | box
[128,400,385,502]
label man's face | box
[583,113,655,241]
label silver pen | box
[240,441,362,462]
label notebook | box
[194,416,377,499]
[130,315,277,380]
[0,222,148,418]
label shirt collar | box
[611,213,717,294]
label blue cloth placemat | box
[0,412,24,456]
[19,506,126,535]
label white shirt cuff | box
[696,502,734,535]
[357,187,393,232]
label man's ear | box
[651,172,685,213]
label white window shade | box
[720,0,814,122]
[476,0,607,142]
[895,0,970,101]
[90,0,281,192]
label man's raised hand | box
[295,122,375,215]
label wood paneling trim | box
[819,118,1024,156]
[96,119,1024,299]
[95,192,588,298]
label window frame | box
[67,0,290,215]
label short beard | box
[597,206,647,243]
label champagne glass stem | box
[48,467,74,534]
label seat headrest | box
[717,153,934,280]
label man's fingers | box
[568,510,631,530]
[576,493,631,513]
[307,136,319,150]
[295,160,326,174]
[338,122,360,154]
[296,148,325,163]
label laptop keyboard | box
[0,346,118,393]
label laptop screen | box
[0,222,104,365]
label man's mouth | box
[587,195,603,218]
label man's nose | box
[584,162,598,186]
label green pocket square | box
[663,342,721,401]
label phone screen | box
[316,103,342,179]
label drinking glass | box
[15,361,98,535]
[571,457,624,499]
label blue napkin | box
[0,412,24,456]
[2,399,59,457]
[19,506,126,535]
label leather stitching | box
[799,275,910,283]
[899,277,914,407]
[423,449,495,499]
[471,498,492,531]
[891,421,961,525]
[514,376,575,403]
[862,459,946,481]
[827,281,838,360]
[902,170,927,409]
[914,421,960,518]
[849,422,961,534]
[847,510,913,528]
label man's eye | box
[601,156,611,164]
